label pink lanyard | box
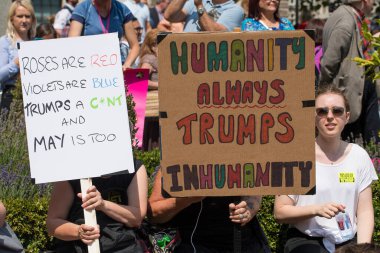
[93,1,111,34]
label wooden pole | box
[80,178,101,253]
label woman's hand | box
[229,201,253,226]
[77,186,105,211]
[314,203,345,219]
[78,224,100,245]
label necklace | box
[93,0,111,34]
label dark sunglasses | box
[316,106,345,117]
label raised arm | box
[356,186,375,243]
[164,0,188,23]
[274,195,345,224]
[122,21,139,70]
[148,169,203,223]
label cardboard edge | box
[305,186,316,195]
[157,32,172,45]
[304,29,316,42]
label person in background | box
[241,0,294,31]
[46,160,148,253]
[148,168,270,252]
[305,18,326,90]
[138,29,159,151]
[35,23,58,40]
[122,0,151,42]
[120,17,143,67]
[319,0,379,143]
[335,242,380,253]
[69,0,139,70]
[53,0,78,37]
[139,28,158,90]
[274,85,378,253]
[0,201,24,253]
[164,0,244,32]
[0,0,36,112]
[149,0,170,29]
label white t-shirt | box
[122,0,150,42]
[289,144,378,250]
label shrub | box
[3,197,53,253]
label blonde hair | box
[139,29,159,60]
[6,0,36,44]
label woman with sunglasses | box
[273,85,378,253]
[241,0,294,31]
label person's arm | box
[81,166,148,228]
[196,0,243,31]
[356,186,375,243]
[68,20,84,37]
[148,169,204,223]
[319,25,352,83]
[122,21,139,70]
[0,38,19,84]
[46,181,100,245]
[229,196,262,226]
[164,0,188,23]
[274,195,345,224]
[140,62,158,89]
[0,201,6,227]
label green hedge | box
[3,197,53,253]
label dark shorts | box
[284,228,354,253]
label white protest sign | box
[18,33,134,183]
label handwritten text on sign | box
[158,31,316,196]
[19,33,134,183]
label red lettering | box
[260,113,274,144]
[197,83,210,105]
[219,115,234,143]
[276,112,294,143]
[177,113,197,144]
[200,113,214,144]
[269,79,285,104]
[237,114,255,145]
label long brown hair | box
[139,29,159,60]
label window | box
[33,0,62,24]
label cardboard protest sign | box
[18,33,134,183]
[124,69,149,148]
[158,30,316,197]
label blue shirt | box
[183,0,244,32]
[0,35,19,90]
[71,0,134,38]
[241,17,295,31]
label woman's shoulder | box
[280,17,295,30]
[241,18,263,31]
[0,35,10,45]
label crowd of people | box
[0,0,380,252]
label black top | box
[53,159,143,253]
[167,196,256,251]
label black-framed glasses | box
[316,106,345,117]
